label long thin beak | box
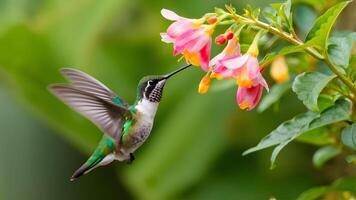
[162,64,192,79]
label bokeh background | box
[0,0,355,199]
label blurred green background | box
[0,0,354,199]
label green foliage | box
[244,99,351,168]
[328,32,356,68]
[292,72,336,112]
[305,1,350,52]
[296,128,334,146]
[257,81,292,112]
[297,177,356,200]
[261,43,311,65]
[345,154,356,164]
[341,123,356,150]
[264,0,293,32]
[312,145,341,168]
[294,5,317,36]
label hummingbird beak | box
[162,64,192,80]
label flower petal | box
[160,33,174,43]
[199,40,211,71]
[222,54,249,69]
[167,20,193,38]
[161,9,181,21]
[236,85,263,110]
[246,55,260,80]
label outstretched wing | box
[60,68,129,107]
[49,85,130,141]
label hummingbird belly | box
[119,117,154,156]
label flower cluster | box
[161,9,269,110]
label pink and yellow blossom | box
[160,9,214,71]
[210,36,241,79]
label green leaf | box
[296,187,329,200]
[260,43,311,65]
[345,154,356,164]
[312,145,341,168]
[292,72,336,112]
[297,177,356,200]
[244,99,351,168]
[328,32,356,68]
[257,81,292,112]
[294,5,318,36]
[305,1,351,52]
[243,111,318,156]
[297,127,334,146]
[341,123,356,150]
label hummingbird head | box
[137,64,191,103]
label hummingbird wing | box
[49,85,131,141]
[60,68,129,107]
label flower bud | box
[225,31,234,40]
[270,56,289,83]
[198,76,211,94]
[215,34,227,45]
[207,16,218,24]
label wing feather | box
[49,85,130,141]
[60,68,129,107]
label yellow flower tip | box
[198,76,211,94]
[205,25,215,36]
[237,78,253,88]
[182,50,200,66]
[192,19,203,28]
[210,72,224,80]
[239,102,251,110]
[249,46,259,57]
[270,56,289,83]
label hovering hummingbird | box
[48,64,191,181]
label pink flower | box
[160,9,214,71]
[211,37,241,79]
[236,84,263,110]
[224,53,268,110]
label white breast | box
[135,99,159,119]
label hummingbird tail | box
[70,163,92,181]
[70,153,115,181]
[70,136,115,181]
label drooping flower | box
[270,56,289,83]
[211,31,269,110]
[160,9,214,71]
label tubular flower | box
[210,36,241,79]
[270,56,289,83]
[160,9,214,71]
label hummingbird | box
[48,64,191,181]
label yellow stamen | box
[182,50,200,66]
[237,78,253,88]
[239,102,251,109]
